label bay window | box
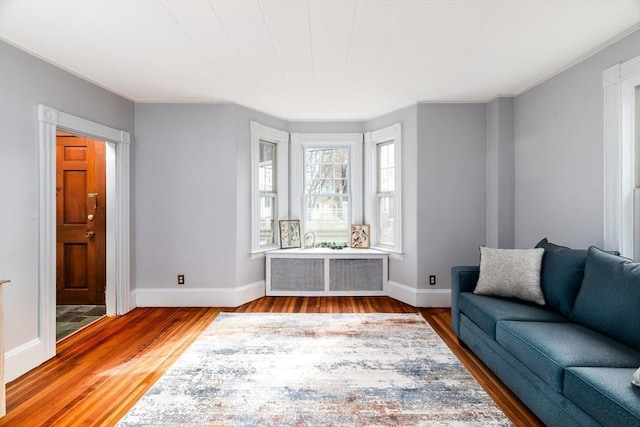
[252,123,401,258]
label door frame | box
[603,55,640,258]
[38,104,131,359]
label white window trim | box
[291,132,363,240]
[365,123,402,259]
[603,55,640,259]
[250,121,289,259]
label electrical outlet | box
[177,274,185,285]
[429,275,436,286]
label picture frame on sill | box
[303,231,316,249]
[279,220,301,249]
[350,224,370,249]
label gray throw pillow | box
[474,247,546,305]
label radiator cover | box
[266,248,388,296]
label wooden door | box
[56,132,106,305]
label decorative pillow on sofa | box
[474,247,546,305]
[535,238,588,317]
[571,247,640,351]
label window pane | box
[378,142,394,192]
[378,196,394,246]
[259,141,275,192]
[305,147,349,193]
[305,195,349,242]
[259,195,276,246]
[303,145,351,243]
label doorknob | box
[85,231,96,238]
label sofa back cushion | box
[571,247,640,350]
[535,238,587,317]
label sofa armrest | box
[451,266,480,337]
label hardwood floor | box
[3,297,542,426]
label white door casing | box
[37,105,131,361]
[603,55,640,258]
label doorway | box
[55,131,107,340]
[36,104,130,366]
[603,55,640,259]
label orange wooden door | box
[56,132,106,305]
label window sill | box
[250,250,275,261]
[255,248,402,261]
[371,247,403,261]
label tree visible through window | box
[304,146,350,242]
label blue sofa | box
[451,240,640,426]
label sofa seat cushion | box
[496,321,640,393]
[564,367,640,426]
[458,292,566,339]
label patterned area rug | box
[117,313,511,426]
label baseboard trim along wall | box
[131,281,450,309]
[388,281,452,308]
[132,281,266,308]
[6,338,43,383]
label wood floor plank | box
[3,297,542,426]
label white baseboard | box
[132,281,266,308]
[388,281,419,306]
[388,281,451,308]
[5,338,45,383]
[236,281,267,306]
[129,281,451,309]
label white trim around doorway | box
[603,56,640,258]
[37,104,131,362]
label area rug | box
[117,313,511,426]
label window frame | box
[250,121,289,258]
[291,133,363,243]
[365,123,402,258]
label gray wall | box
[417,104,487,289]
[514,30,640,249]
[0,41,134,356]
[134,103,238,289]
[486,97,515,249]
[133,103,291,291]
[234,105,288,287]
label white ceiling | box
[1,1,639,120]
